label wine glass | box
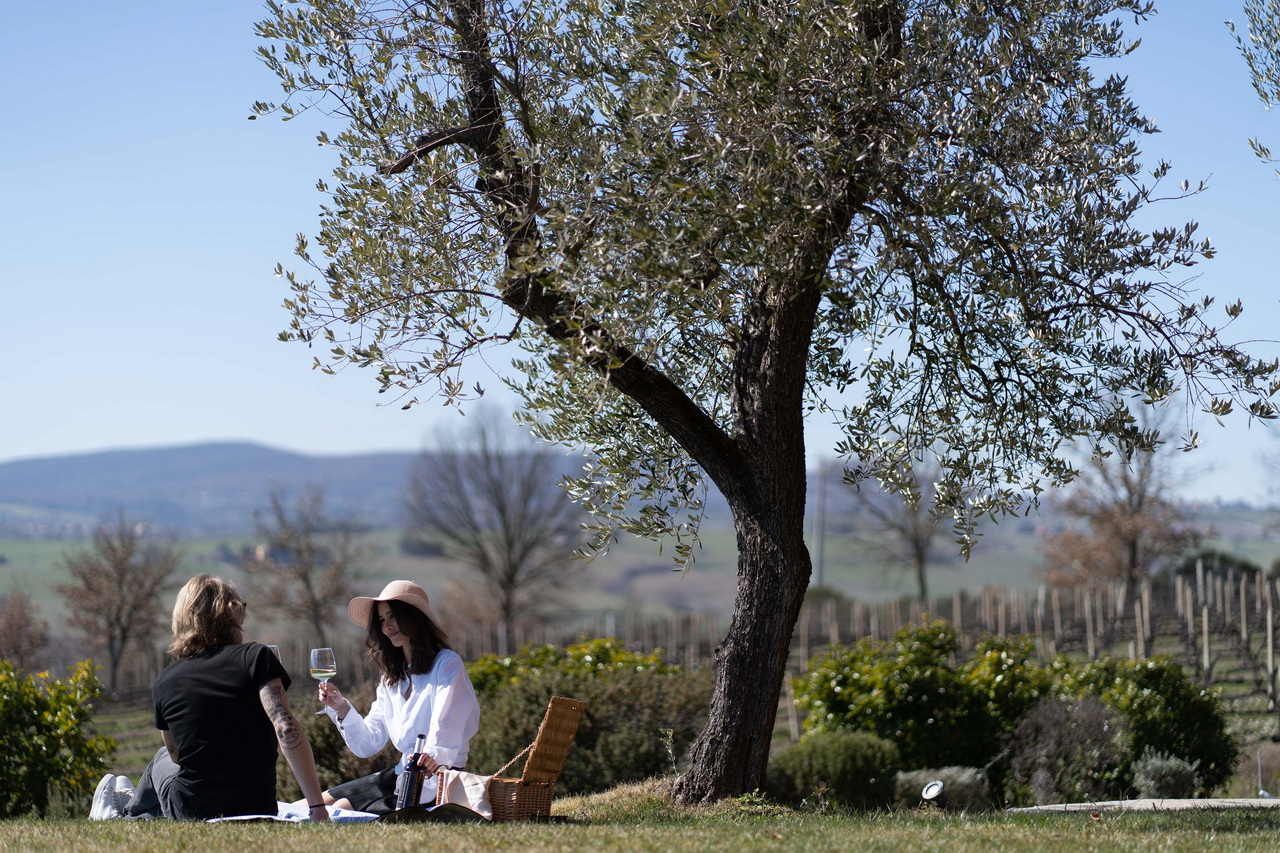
[266,644,282,660]
[310,647,337,715]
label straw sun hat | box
[347,580,442,633]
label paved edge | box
[1007,798,1280,813]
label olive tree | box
[1232,0,1280,165]
[254,0,1279,802]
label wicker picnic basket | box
[440,695,587,823]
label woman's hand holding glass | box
[317,680,351,718]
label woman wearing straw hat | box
[316,580,481,814]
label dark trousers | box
[125,746,185,819]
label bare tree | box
[0,592,49,672]
[1041,406,1203,596]
[241,486,365,647]
[404,410,584,651]
[55,513,179,692]
[837,456,951,604]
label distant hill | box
[0,442,421,535]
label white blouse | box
[326,648,481,803]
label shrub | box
[1004,695,1129,806]
[1131,749,1199,799]
[794,620,1048,770]
[894,766,992,811]
[765,730,899,810]
[793,620,1236,803]
[468,638,675,699]
[1052,656,1237,794]
[465,638,713,795]
[0,660,116,817]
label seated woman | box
[316,580,480,814]
[91,575,328,821]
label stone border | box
[1008,798,1280,813]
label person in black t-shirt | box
[89,575,328,821]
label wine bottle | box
[395,733,429,810]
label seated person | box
[90,575,327,821]
[316,580,480,814]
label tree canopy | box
[1232,0,1280,164]
[255,0,1279,801]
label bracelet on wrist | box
[308,803,325,809]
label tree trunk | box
[915,553,929,605]
[673,487,811,802]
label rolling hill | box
[0,442,420,534]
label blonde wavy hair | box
[169,574,245,660]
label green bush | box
[465,638,712,795]
[468,638,677,698]
[765,730,899,810]
[1004,695,1129,806]
[794,620,1048,770]
[1052,656,1237,794]
[1131,749,1200,800]
[0,660,116,817]
[793,620,1236,802]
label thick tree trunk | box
[673,473,812,802]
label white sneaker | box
[90,774,121,820]
[112,775,135,815]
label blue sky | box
[2,1,1277,504]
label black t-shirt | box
[153,642,290,818]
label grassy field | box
[9,782,1280,853]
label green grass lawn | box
[9,784,1280,853]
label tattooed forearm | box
[162,729,180,763]
[259,679,305,749]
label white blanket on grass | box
[205,802,379,823]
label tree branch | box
[379,126,486,175]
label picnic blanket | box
[206,802,379,823]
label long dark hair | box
[366,599,450,684]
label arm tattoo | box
[259,679,305,749]
[161,729,180,763]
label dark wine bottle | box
[395,733,429,810]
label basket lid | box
[520,696,587,785]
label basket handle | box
[494,742,534,778]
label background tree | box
[404,409,585,652]
[256,0,1279,802]
[0,592,49,672]
[838,456,949,603]
[1041,404,1203,595]
[55,513,179,693]
[241,486,366,647]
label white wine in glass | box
[310,647,337,714]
